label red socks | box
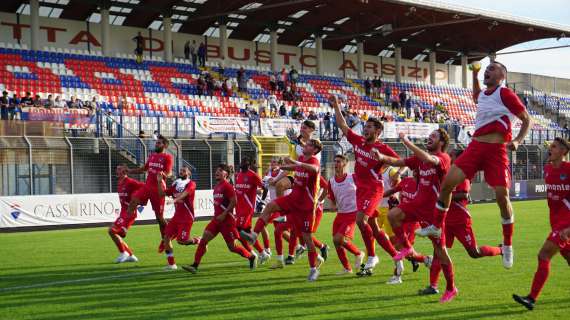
[529,258,551,300]
[123,242,133,255]
[343,241,361,256]
[430,257,441,288]
[253,240,264,253]
[434,202,448,229]
[263,234,270,250]
[232,245,252,259]
[288,231,298,256]
[167,253,175,266]
[116,241,125,253]
[308,249,317,268]
[274,230,284,256]
[336,247,351,270]
[253,218,267,234]
[358,223,376,256]
[502,223,514,246]
[312,236,324,249]
[238,237,253,252]
[392,225,411,250]
[194,241,207,266]
[441,262,455,291]
[479,245,502,256]
[374,229,397,257]
[410,253,427,263]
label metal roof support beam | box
[219,22,228,65]
[357,40,364,79]
[163,16,173,63]
[429,51,436,85]
[101,8,111,57]
[394,46,402,82]
[270,30,278,72]
[461,54,468,88]
[30,0,40,50]
[316,35,323,76]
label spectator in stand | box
[278,68,287,91]
[21,92,33,106]
[117,96,128,112]
[197,74,206,96]
[296,108,305,120]
[405,98,412,119]
[44,95,54,108]
[133,32,144,64]
[282,87,293,101]
[360,112,369,122]
[197,42,206,67]
[222,78,233,97]
[391,96,399,111]
[364,78,372,96]
[279,103,287,117]
[413,102,422,121]
[237,67,248,93]
[189,40,197,66]
[269,73,277,92]
[289,66,299,85]
[332,115,339,140]
[398,89,407,110]
[373,76,382,98]
[205,73,215,95]
[9,93,20,120]
[153,130,159,140]
[268,93,278,114]
[138,130,146,139]
[290,103,299,119]
[384,84,392,106]
[217,62,225,78]
[84,96,99,114]
[323,112,332,139]
[0,91,9,120]
[307,110,318,120]
[54,96,65,108]
[32,94,42,107]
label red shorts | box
[111,208,137,236]
[547,225,570,251]
[164,214,194,242]
[287,211,315,234]
[204,215,240,245]
[445,221,477,250]
[332,212,357,239]
[314,204,324,231]
[274,219,291,235]
[454,140,510,188]
[133,185,165,218]
[236,213,253,231]
[356,186,383,217]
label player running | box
[381,130,458,303]
[513,137,570,310]
[235,157,271,264]
[108,164,144,263]
[330,95,400,272]
[182,164,257,274]
[419,149,502,295]
[328,154,365,274]
[240,139,324,281]
[157,166,200,271]
[419,61,532,270]
[126,135,173,250]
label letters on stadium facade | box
[0,12,462,85]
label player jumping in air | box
[419,61,532,270]
[513,137,570,310]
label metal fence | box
[0,135,550,196]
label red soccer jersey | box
[347,128,399,190]
[290,155,320,211]
[393,177,417,205]
[446,179,472,225]
[144,152,174,190]
[117,177,144,208]
[404,152,451,208]
[213,179,236,217]
[166,178,196,219]
[235,169,263,216]
[544,162,570,229]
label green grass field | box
[1,200,569,320]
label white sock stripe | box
[435,203,449,212]
[501,215,515,224]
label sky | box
[437,0,570,79]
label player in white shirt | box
[328,154,365,274]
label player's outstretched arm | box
[472,68,481,103]
[329,95,349,136]
[399,133,440,165]
[173,191,189,204]
[157,173,166,198]
[507,110,532,151]
[283,157,319,173]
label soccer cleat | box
[354,252,365,272]
[273,216,287,223]
[182,264,198,274]
[115,252,130,263]
[393,247,413,261]
[239,230,258,245]
[409,258,420,272]
[158,241,165,253]
[320,244,329,261]
[307,268,320,282]
[418,286,439,295]
[258,251,271,265]
[415,225,442,238]
[316,255,325,269]
[249,253,258,270]
[295,245,306,259]
[125,255,139,263]
[440,287,459,303]
[513,294,535,310]
[191,236,201,245]
[270,259,284,269]
[336,269,353,275]
[502,245,514,269]
[284,255,295,265]
[386,275,402,285]
[395,260,404,276]
[364,256,379,269]
[164,264,178,271]
[424,255,433,269]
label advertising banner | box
[20,107,95,129]
[194,116,250,136]
[0,191,214,228]
[260,118,320,137]
[382,122,440,139]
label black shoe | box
[320,244,329,261]
[249,254,258,270]
[513,294,535,310]
[409,258,420,272]
[284,255,295,265]
[295,246,306,259]
[356,265,373,277]
[418,286,439,295]
[182,263,198,274]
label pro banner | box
[382,122,440,139]
[194,116,250,136]
[0,191,214,228]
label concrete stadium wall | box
[510,72,570,94]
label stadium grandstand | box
[1,0,570,317]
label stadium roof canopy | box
[3,0,569,64]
